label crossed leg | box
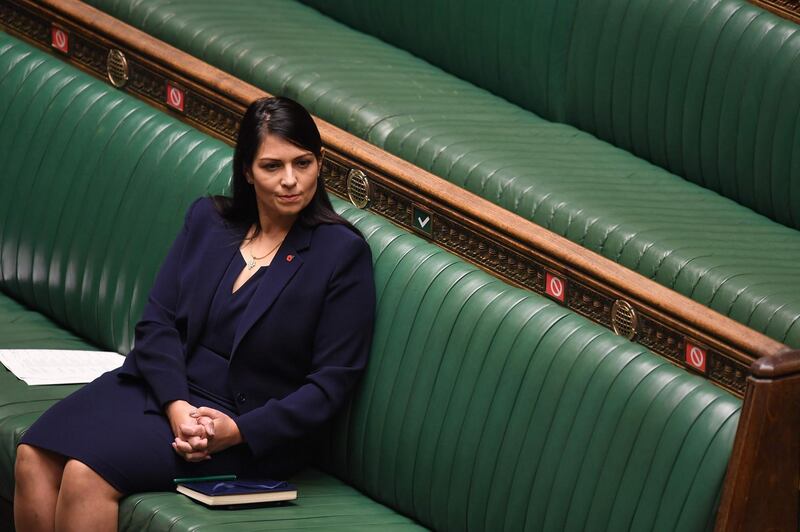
[14,444,123,532]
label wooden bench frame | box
[751,0,800,24]
[1,1,799,528]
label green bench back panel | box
[298,0,578,122]
[0,33,232,353]
[0,32,742,531]
[564,0,800,230]
[328,203,740,532]
[302,0,800,230]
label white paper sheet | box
[0,349,125,385]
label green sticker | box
[412,206,432,235]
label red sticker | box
[545,272,566,303]
[286,254,294,262]
[685,342,707,373]
[166,82,185,111]
[51,26,69,53]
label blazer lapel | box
[231,222,313,356]
[186,220,246,348]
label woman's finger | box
[173,438,194,454]
[182,451,211,462]
[187,436,208,450]
[172,441,211,462]
[193,406,221,418]
[196,416,215,438]
[179,422,205,438]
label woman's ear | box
[319,147,326,162]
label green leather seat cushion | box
[80,0,800,347]
[0,32,742,531]
[119,469,425,531]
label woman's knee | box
[15,444,65,489]
[60,460,121,501]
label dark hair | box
[213,96,360,236]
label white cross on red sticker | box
[51,26,69,54]
[545,272,566,303]
[166,82,185,112]
[684,342,707,373]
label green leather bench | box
[80,0,800,349]
[0,31,742,531]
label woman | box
[13,96,375,531]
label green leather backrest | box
[564,0,800,230]
[325,204,741,532]
[301,0,576,122]
[0,32,741,531]
[0,32,232,353]
[302,0,800,230]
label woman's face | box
[247,133,319,225]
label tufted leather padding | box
[80,0,800,348]
[0,31,742,531]
[328,203,740,532]
[303,0,800,232]
[564,0,800,230]
[300,0,579,123]
[118,468,425,531]
[0,34,232,355]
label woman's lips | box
[278,193,302,202]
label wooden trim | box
[749,0,800,24]
[751,348,800,378]
[715,349,800,531]
[0,0,790,397]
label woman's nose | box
[281,165,298,187]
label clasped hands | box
[165,400,243,462]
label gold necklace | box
[245,238,283,270]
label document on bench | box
[0,349,125,385]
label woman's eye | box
[297,159,311,168]
[262,163,280,171]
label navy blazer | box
[118,197,375,462]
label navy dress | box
[20,251,270,494]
